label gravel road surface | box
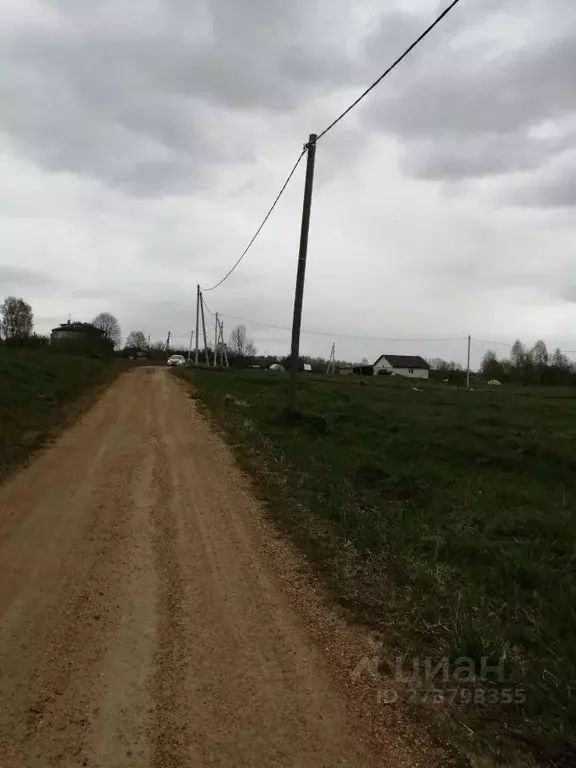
[0,368,434,768]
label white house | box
[372,355,430,380]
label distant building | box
[373,355,430,379]
[51,321,111,356]
[51,321,103,344]
[341,355,431,379]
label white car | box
[167,354,186,367]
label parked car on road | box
[167,354,186,367]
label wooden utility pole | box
[200,292,210,365]
[195,285,200,365]
[327,343,336,375]
[466,335,471,389]
[165,331,171,355]
[187,330,194,362]
[288,134,317,412]
[214,312,219,367]
[220,321,229,368]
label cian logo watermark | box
[352,653,508,685]
[351,634,525,706]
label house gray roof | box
[373,355,430,370]
[51,321,104,335]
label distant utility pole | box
[200,292,210,365]
[220,321,229,368]
[288,134,317,412]
[195,285,200,365]
[187,330,194,362]
[326,343,336,375]
[466,335,471,389]
[165,330,171,354]
[214,312,219,367]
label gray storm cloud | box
[0,0,362,194]
[1,0,575,363]
[363,0,576,205]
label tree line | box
[0,296,122,355]
[0,298,260,362]
[480,339,575,386]
[3,297,575,384]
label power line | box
[200,1,465,304]
[473,338,576,357]
[306,330,465,342]
[219,311,464,342]
[472,338,514,348]
[201,294,214,316]
[194,306,576,358]
[315,0,464,143]
[200,148,307,292]
[203,301,576,356]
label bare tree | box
[510,339,526,367]
[531,340,549,367]
[92,312,121,348]
[1,297,34,340]
[229,325,257,360]
[125,330,147,350]
[530,339,549,383]
[229,325,246,355]
[552,347,570,370]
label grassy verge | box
[0,348,124,479]
[179,367,576,766]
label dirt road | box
[0,368,430,767]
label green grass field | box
[180,367,576,765]
[0,348,122,479]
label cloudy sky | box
[1,0,575,366]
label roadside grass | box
[0,348,123,479]
[179,367,576,765]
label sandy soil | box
[0,367,440,767]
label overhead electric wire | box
[200,148,307,292]
[218,311,464,342]
[472,338,514,348]
[199,0,464,297]
[200,0,464,298]
[473,337,576,357]
[201,294,214,316]
[314,0,464,143]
